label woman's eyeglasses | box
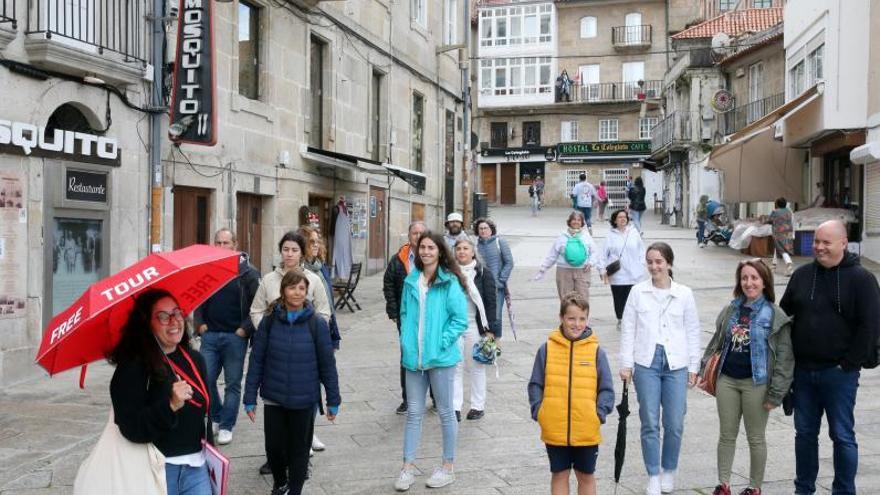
[739,257,766,266]
[153,308,184,325]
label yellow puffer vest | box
[537,329,602,446]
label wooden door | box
[369,187,386,262]
[499,164,516,204]
[236,193,263,272]
[481,163,497,203]
[173,186,211,249]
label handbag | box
[697,352,721,396]
[73,410,166,495]
[605,229,631,277]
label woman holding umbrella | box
[618,242,701,495]
[600,209,647,329]
[701,259,793,495]
[108,289,212,495]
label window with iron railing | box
[612,25,652,46]
[26,0,148,63]
[1,0,15,27]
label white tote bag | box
[73,410,166,495]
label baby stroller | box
[702,200,733,246]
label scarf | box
[303,258,323,274]
[460,260,490,329]
[567,227,582,237]
[302,258,337,317]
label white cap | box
[446,212,463,224]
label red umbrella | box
[35,245,241,384]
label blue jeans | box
[793,366,860,495]
[165,463,211,495]
[200,331,247,430]
[696,220,706,244]
[403,366,458,463]
[631,209,643,232]
[633,345,689,476]
[578,207,593,228]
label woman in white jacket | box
[600,209,648,329]
[619,242,701,495]
[534,210,600,301]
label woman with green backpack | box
[534,210,600,301]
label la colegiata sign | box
[556,141,651,156]
[169,0,216,146]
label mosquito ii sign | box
[169,0,216,146]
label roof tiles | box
[671,8,783,40]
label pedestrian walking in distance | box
[535,210,600,302]
[383,220,429,415]
[596,181,609,221]
[109,289,212,495]
[779,220,880,495]
[528,292,614,495]
[627,176,647,234]
[452,238,499,422]
[768,197,795,276]
[474,217,514,338]
[619,242,701,495]
[243,269,341,495]
[193,228,260,446]
[703,259,794,495]
[394,232,468,491]
[571,174,596,236]
[599,209,647,329]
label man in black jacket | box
[383,220,426,414]
[193,228,261,445]
[780,220,880,495]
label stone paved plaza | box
[2,206,880,494]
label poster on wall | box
[51,218,103,316]
[347,199,368,239]
[0,173,27,319]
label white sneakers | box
[394,466,455,491]
[425,467,455,488]
[646,475,661,495]
[216,429,233,445]
[661,470,676,493]
[311,435,326,451]
[394,467,416,491]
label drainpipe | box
[462,0,471,224]
[149,0,165,252]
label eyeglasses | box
[153,308,184,325]
[739,258,767,267]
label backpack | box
[528,185,535,197]
[564,235,587,266]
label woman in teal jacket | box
[394,231,468,492]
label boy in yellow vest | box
[528,292,615,495]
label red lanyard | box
[165,347,210,412]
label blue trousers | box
[793,366,860,495]
[165,463,211,495]
[200,331,247,430]
[403,366,458,464]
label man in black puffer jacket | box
[780,220,880,495]
[383,220,427,414]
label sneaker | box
[310,448,314,458]
[217,429,233,445]
[430,402,438,414]
[738,489,761,495]
[312,435,326,451]
[712,484,731,495]
[645,475,661,495]
[660,471,676,493]
[425,467,455,488]
[270,484,289,495]
[394,467,417,491]
[396,402,408,415]
[259,461,271,475]
[786,263,794,277]
[455,411,461,422]
[466,409,484,420]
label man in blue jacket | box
[194,228,260,445]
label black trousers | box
[610,284,634,321]
[264,404,315,494]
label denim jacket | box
[702,297,795,406]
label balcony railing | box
[26,0,148,63]
[612,25,652,48]
[564,80,662,104]
[651,111,693,153]
[1,0,15,27]
[719,92,785,136]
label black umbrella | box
[614,379,631,494]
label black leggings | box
[611,284,634,321]
[264,404,315,494]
